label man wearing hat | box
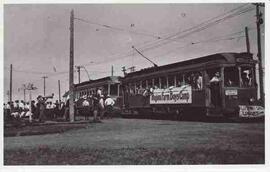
[37,94,53,122]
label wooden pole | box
[69,9,75,122]
[42,76,48,96]
[111,65,114,77]
[58,80,61,102]
[245,27,250,54]
[9,64,12,102]
[255,4,264,104]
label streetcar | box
[120,52,264,119]
[74,76,122,117]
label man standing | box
[104,95,115,118]
[210,72,222,107]
[37,94,53,122]
[37,96,46,122]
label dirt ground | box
[4,118,264,165]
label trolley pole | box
[9,64,12,102]
[255,3,264,104]
[69,9,75,122]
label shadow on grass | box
[4,147,264,165]
[4,123,88,137]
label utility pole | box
[69,9,75,122]
[23,88,26,102]
[245,27,250,53]
[111,65,114,77]
[42,76,48,96]
[9,64,12,102]
[58,80,61,102]
[25,83,37,122]
[254,3,264,104]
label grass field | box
[4,118,264,165]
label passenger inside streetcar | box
[209,71,222,107]
[224,67,239,87]
[241,67,253,87]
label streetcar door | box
[207,68,222,108]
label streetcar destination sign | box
[150,85,192,104]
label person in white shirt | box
[19,100,25,111]
[104,95,115,118]
[105,96,115,106]
[209,72,221,107]
[24,102,33,122]
[196,73,203,89]
[99,95,105,120]
[97,88,102,97]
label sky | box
[3,3,265,102]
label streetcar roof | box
[75,76,122,88]
[124,52,253,78]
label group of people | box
[4,88,116,124]
[4,100,35,122]
[4,97,68,123]
[77,88,115,122]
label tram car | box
[74,76,122,117]
[120,52,264,119]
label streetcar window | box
[129,83,135,95]
[160,76,167,89]
[135,82,140,94]
[168,75,175,87]
[110,84,118,96]
[176,74,185,86]
[154,78,159,88]
[224,67,239,87]
[241,66,253,87]
[142,80,147,89]
[147,79,153,88]
[195,72,203,90]
[185,72,197,89]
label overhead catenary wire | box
[118,4,252,52]
[6,5,257,80]
[81,27,255,68]
[77,4,256,67]
[134,6,256,54]
[74,17,162,39]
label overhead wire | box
[126,4,252,51]
[74,17,162,39]
[134,6,256,54]
[8,4,257,81]
[77,4,256,67]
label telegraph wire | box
[80,4,255,67]
[75,17,162,39]
[143,27,256,60]
[135,6,255,54]
[80,29,251,68]
[127,4,252,51]
[7,5,257,78]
